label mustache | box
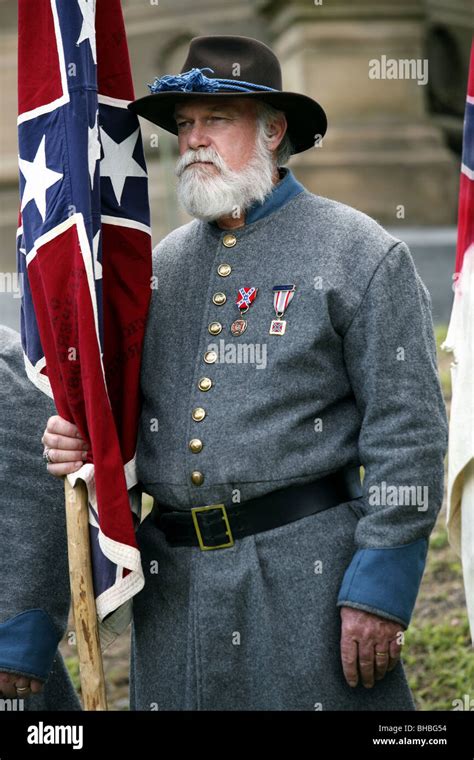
[175,148,227,177]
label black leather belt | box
[151,468,363,550]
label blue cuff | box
[336,538,428,628]
[0,610,61,681]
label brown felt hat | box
[127,35,327,155]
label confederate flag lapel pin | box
[269,284,296,335]
[231,286,259,336]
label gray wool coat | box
[0,325,81,711]
[130,169,448,710]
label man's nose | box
[186,124,212,150]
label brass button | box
[222,233,237,248]
[208,321,222,336]
[192,407,206,422]
[212,292,227,306]
[191,471,204,486]
[198,377,213,391]
[204,350,217,364]
[217,263,232,277]
[189,438,203,453]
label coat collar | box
[209,167,305,229]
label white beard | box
[174,129,275,222]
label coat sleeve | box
[336,241,449,628]
[0,327,72,682]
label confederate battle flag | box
[16,0,152,642]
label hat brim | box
[127,90,327,155]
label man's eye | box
[176,116,228,128]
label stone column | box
[260,0,459,224]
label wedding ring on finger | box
[42,446,53,464]
[15,685,31,695]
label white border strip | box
[96,557,144,620]
[101,215,151,236]
[98,94,132,109]
[124,455,138,489]
[22,350,53,398]
[66,458,145,621]
[462,162,474,181]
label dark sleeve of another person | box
[0,325,82,710]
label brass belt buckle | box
[191,503,235,550]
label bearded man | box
[42,35,448,711]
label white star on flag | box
[18,135,63,222]
[88,110,101,189]
[76,0,97,65]
[100,127,147,206]
[92,229,102,280]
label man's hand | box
[340,606,404,688]
[41,415,89,478]
[0,672,43,698]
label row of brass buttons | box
[190,395,204,482]
[190,235,237,485]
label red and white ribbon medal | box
[269,284,296,335]
[231,286,258,336]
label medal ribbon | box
[273,286,295,317]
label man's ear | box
[267,113,288,151]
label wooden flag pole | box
[64,476,108,710]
